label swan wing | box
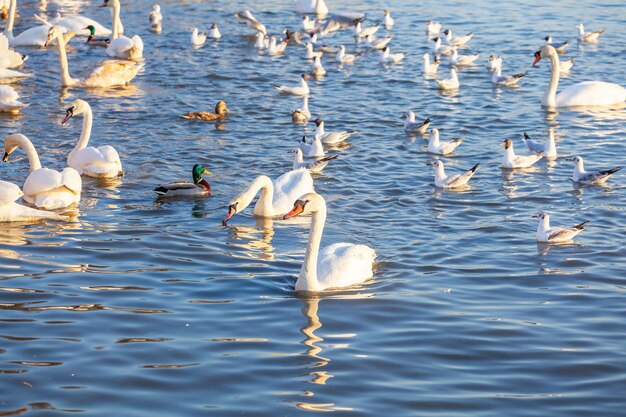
[557,81,626,107]
[55,16,111,36]
[272,169,314,213]
[0,180,23,204]
[23,168,65,196]
[80,60,142,87]
[97,145,122,165]
[60,168,82,194]
[317,243,376,289]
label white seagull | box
[402,112,430,134]
[299,135,325,158]
[521,130,556,158]
[566,156,622,185]
[429,159,479,189]
[313,118,355,144]
[427,129,463,155]
[275,74,311,96]
[576,23,604,43]
[443,29,473,47]
[501,138,543,168]
[544,36,569,54]
[436,68,460,90]
[379,46,405,64]
[533,212,589,243]
[291,148,338,173]
[422,53,439,75]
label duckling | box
[180,101,229,122]
[84,25,110,47]
[154,164,212,197]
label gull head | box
[502,139,512,149]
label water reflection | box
[59,84,143,101]
[224,218,276,261]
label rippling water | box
[2,0,626,415]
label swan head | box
[222,176,270,225]
[45,26,64,46]
[283,192,319,220]
[3,133,29,162]
[533,45,556,65]
[215,101,229,115]
[192,164,211,184]
[61,99,89,124]
[501,138,513,149]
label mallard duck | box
[84,25,110,47]
[180,101,229,122]
[154,164,211,197]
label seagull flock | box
[1,0,625,291]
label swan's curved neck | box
[13,135,42,172]
[111,2,122,39]
[70,106,93,158]
[5,0,15,39]
[241,176,274,216]
[543,50,560,108]
[297,200,327,292]
[54,33,77,86]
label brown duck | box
[180,101,229,122]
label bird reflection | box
[299,295,331,382]
[59,84,142,102]
[224,217,276,261]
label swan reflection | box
[224,217,277,261]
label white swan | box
[0,66,31,83]
[222,169,314,224]
[46,26,142,88]
[533,45,626,107]
[62,99,123,178]
[42,12,111,36]
[103,0,143,60]
[191,28,206,46]
[283,192,376,292]
[0,180,64,222]
[3,133,81,209]
[0,85,27,113]
[0,33,27,69]
[294,0,329,16]
[4,0,68,47]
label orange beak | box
[283,201,304,220]
[532,51,541,66]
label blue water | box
[1,0,626,415]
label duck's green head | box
[192,164,211,183]
[84,25,96,36]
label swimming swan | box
[533,45,626,108]
[222,169,314,224]
[283,192,376,292]
[3,133,81,210]
[62,99,123,178]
